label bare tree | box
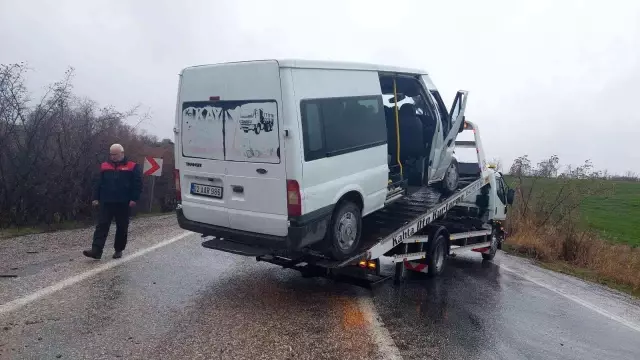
[0,63,176,229]
[534,154,559,178]
[508,155,613,232]
[509,155,531,176]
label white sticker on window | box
[182,105,224,160]
[225,102,279,163]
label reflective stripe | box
[100,162,116,171]
[120,161,137,171]
[100,161,137,172]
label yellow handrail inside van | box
[393,77,403,178]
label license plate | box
[191,183,223,198]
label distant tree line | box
[506,154,639,181]
[0,63,177,229]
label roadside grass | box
[0,210,174,240]
[503,237,640,298]
[0,220,91,239]
[540,260,640,298]
[503,175,640,298]
[503,244,640,298]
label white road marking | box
[499,264,640,334]
[357,296,403,360]
[0,231,193,315]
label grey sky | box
[2,0,639,174]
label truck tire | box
[326,201,362,261]
[439,159,459,195]
[254,126,261,135]
[426,226,449,277]
[481,230,499,261]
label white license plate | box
[191,183,223,198]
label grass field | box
[580,181,640,247]
[504,176,640,247]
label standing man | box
[83,144,143,260]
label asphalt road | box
[1,215,639,359]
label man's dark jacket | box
[92,157,143,203]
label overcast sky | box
[2,0,638,174]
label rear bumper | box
[176,207,331,255]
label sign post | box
[148,177,156,212]
[143,157,163,212]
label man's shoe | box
[82,249,102,259]
[113,251,123,259]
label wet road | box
[1,215,639,359]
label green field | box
[580,181,640,247]
[504,176,640,247]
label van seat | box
[398,104,424,160]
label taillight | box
[174,169,182,202]
[286,179,301,217]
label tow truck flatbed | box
[199,120,515,287]
[201,176,487,265]
[312,176,489,268]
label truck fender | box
[426,225,451,255]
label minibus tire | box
[327,201,362,261]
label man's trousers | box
[92,202,130,254]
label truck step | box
[450,241,491,254]
[450,229,491,240]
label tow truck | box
[200,120,515,287]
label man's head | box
[109,143,125,162]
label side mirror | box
[506,188,515,205]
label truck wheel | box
[327,201,362,261]
[426,226,448,277]
[481,230,499,261]
[254,126,261,135]
[439,159,459,195]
